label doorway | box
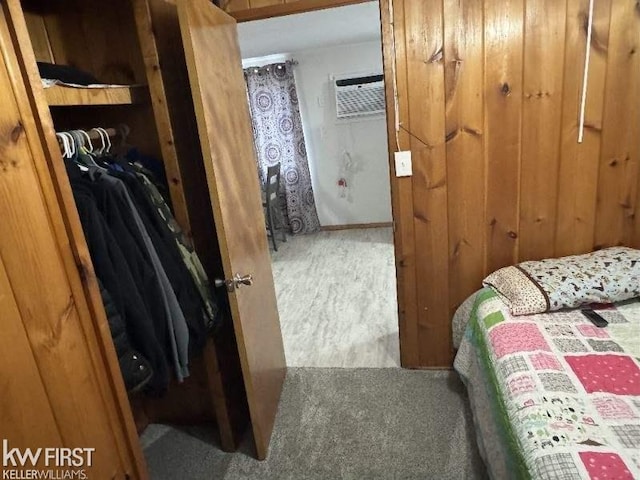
[237,2,399,368]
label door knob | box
[214,273,253,292]
[233,273,253,286]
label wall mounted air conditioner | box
[334,73,385,119]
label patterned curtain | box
[244,62,320,235]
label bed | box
[454,289,640,480]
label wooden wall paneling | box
[555,0,612,257]
[483,0,525,273]
[22,10,53,62]
[594,0,640,248]
[37,5,84,69]
[383,0,640,367]
[0,11,128,477]
[31,0,147,84]
[82,0,147,84]
[2,2,147,477]
[404,0,451,367]
[519,0,567,261]
[0,255,63,464]
[388,0,418,367]
[624,0,640,245]
[443,0,485,319]
[224,0,251,12]
[380,0,418,367]
[139,0,248,450]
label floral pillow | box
[483,247,640,315]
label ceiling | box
[237,2,382,60]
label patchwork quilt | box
[454,288,640,480]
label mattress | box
[454,288,640,480]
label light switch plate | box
[394,150,412,177]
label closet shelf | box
[44,85,149,107]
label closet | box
[0,0,285,477]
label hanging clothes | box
[69,170,170,393]
[132,164,219,329]
[96,173,191,381]
[108,168,208,355]
[64,140,217,394]
[73,173,171,348]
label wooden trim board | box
[228,0,370,22]
[44,84,149,106]
[320,222,392,231]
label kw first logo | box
[2,440,94,479]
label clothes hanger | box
[94,128,114,169]
[82,129,109,172]
[60,133,69,159]
[88,127,118,170]
[69,131,84,161]
[55,133,70,158]
[97,127,112,155]
[78,130,94,154]
[76,130,108,173]
[61,131,78,161]
[88,128,104,156]
[60,131,88,172]
[73,130,95,164]
[69,130,92,167]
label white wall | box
[293,41,392,226]
[237,2,382,59]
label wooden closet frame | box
[2,0,250,476]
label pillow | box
[483,247,640,315]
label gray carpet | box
[143,368,487,479]
[271,228,400,368]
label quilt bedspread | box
[455,288,640,480]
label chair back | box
[265,163,281,208]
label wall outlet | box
[394,150,412,177]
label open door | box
[176,0,286,460]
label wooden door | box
[176,0,286,460]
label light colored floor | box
[270,227,400,368]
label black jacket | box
[98,280,153,392]
[71,173,170,393]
